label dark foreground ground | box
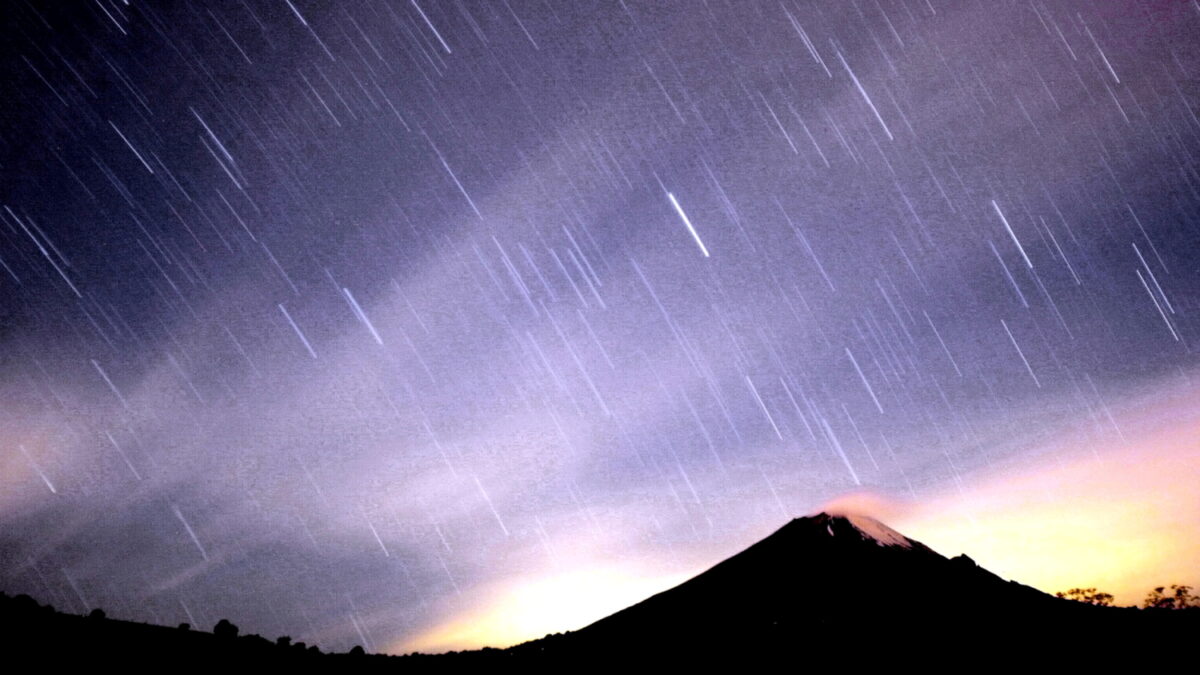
[6,515,1197,669]
[3,589,1198,670]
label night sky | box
[2,0,1199,654]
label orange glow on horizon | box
[877,389,1200,607]
[391,564,693,655]
[396,377,1200,653]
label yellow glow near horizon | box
[394,564,693,654]
[398,379,1200,653]
[888,402,1200,607]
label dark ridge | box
[4,512,1197,667]
[0,590,511,669]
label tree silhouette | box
[1055,588,1114,606]
[213,618,239,638]
[1143,585,1200,610]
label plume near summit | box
[1,0,1198,657]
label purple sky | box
[1,0,1198,653]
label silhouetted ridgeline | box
[509,513,1200,662]
[3,514,1198,668]
[0,591,514,669]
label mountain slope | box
[512,512,1186,658]
[5,512,1196,666]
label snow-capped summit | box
[808,511,914,548]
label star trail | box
[1,0,1198,654]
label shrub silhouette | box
[1055,588,1114,606]
[1143,585,1200,610]
[1055,584,1200,609]
[213,618,239,638]
[12,594,38,612]
[88,608,107,620]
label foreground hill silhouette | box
[3,512,1196,668]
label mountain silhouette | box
[510,511,1197,661]
[3,511,1196,667]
